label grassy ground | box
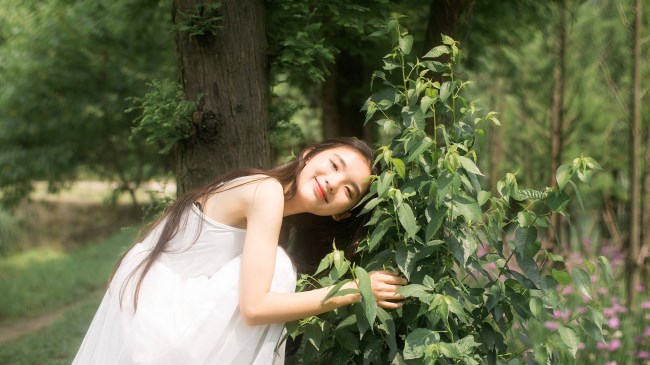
[0,227,137,323]
[0,293,102,365]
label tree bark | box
[422,0,470,136]
[628,0,643,306]
[548,1,566,249]
[321,50,375,142]
[172,0,270,195]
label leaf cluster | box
[128,79,197,155]
[174,2,224,38]
[288,20,606,364]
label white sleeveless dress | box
[72,203,297,365]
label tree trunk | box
[321,50,374,142]
[423,0,469,136]
[488,72,502,193]
[423,0,468,54]
[627,0,643,306]
[548,1,566,249]
[172,0,270,195]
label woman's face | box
[295,146,372,217]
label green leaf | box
[423,45,449,59]
[558,325,580,358]
[399,35,414,55]
[440,81,452,103]
[451,194,482,222]
[323,279,352,302]
[354,266,377,325]
[441,34,455,45]
[457,155,484,176]
[477,190,491,206]
[551,269,572,285]
[398,203,419,239]
[360,197,383,215]
[420,95,435,113]
[597,256,613,285]
[529,297,543,319]
[404,328,438,359]
[572,267,592,300]
[547,191,570,212]
[579,317,604,343]
[391,158,406,178]
[368,218,392,251]
[334,329,359,352]
[376,308,398,357]
[407,136,433,162]
[515,251,539,288]
[396,284,430,299]
[425,205,447,241]
[377,172,394,197]
[556,164,573,189]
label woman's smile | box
[314,178,328,202]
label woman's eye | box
[345,187,352,199]
[330,160,338,171]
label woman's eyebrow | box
[334,153,361,198]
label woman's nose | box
[326,176,342,192]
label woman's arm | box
[237,179,405,326]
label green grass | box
[0,293,102,365]
[0,227,137,323]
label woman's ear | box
[302,147,315,160]
[332,211,351,221]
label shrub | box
[287,20,606,364]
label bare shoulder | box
[202,175,284,228]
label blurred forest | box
[1,0,650,363]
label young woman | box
[72,137,407,365]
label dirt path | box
[0,294,99,344]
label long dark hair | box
[111,137,376,310]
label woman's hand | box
[368,270,408,309]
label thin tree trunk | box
[627,0,642,307]
[488,73,502,193]
[172,0,270,195]
[548,1,567,249]
[423,0,469,136]
[321,50,371,141]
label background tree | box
[627,0,642,306]
[171,0,270,194]
[0,0,175,206]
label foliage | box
[288,21,606,364]
[129,79,197,155]
[0,0,175,205]
[174,2,224,37]
[267,0,394,84]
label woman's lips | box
[314,178,328,202]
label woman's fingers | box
[377,300,403,309]
[366,270,408,309]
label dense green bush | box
[287,21,607,364]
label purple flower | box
[597,342,607,350]
[553,309,570,321]
[608,316,621,329]
[642,300,650,310]
[644,327,650,336]
[604,362,617,365]
[544,321,559,331]
[608,338,622,351]
[638,351,650,359]
[562,285,574,295]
